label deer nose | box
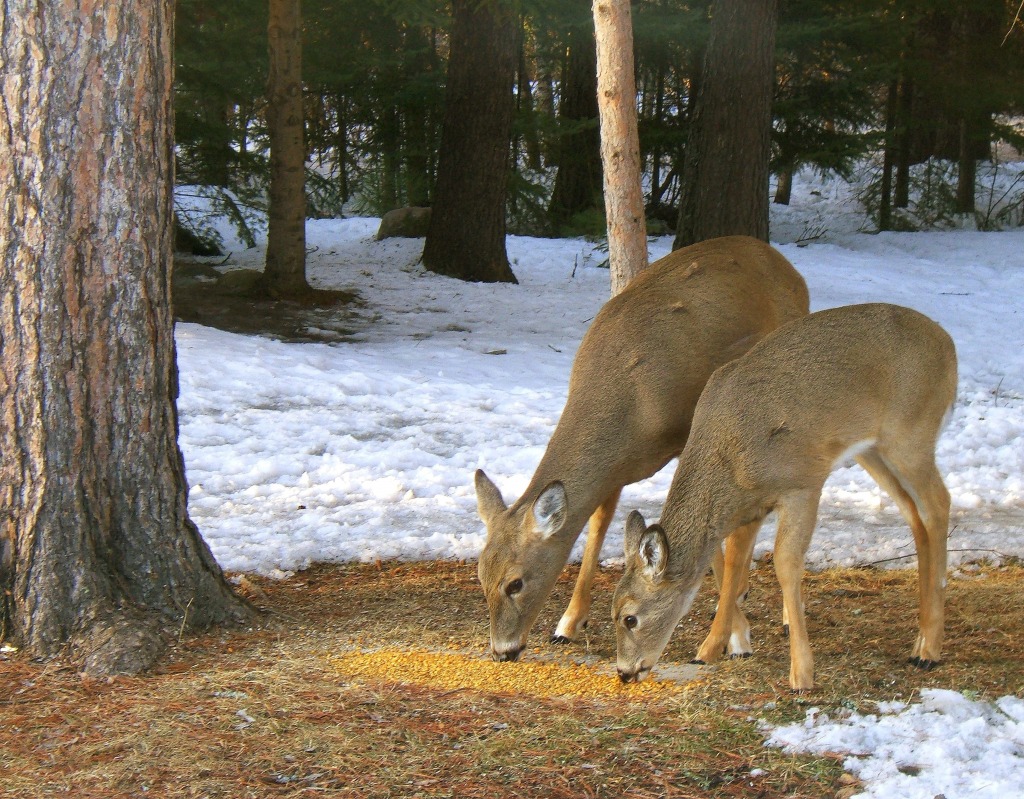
[492,645,523,663]
[617,668,638,683]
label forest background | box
[175,0,1024,258]
[2,3,1024,794]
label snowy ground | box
[175,171,1024,798]
[765,690,1024,799]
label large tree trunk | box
[593,0,648,295]
[263,0,309,297]
[674,0,778,249]
[548,5,603,233]
[422,0,518,283]
[0,0,252,676]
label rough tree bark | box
[264,0,310,297]
[0,0,252,675]
[674,0,778,249]
[422,0,518,283]
[593,0,648,295]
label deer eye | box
[505,578,524,597]
[623,614,638,630]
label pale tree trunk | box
[264,0,309,297]
[0,0,252,675]
[593,0,648,295]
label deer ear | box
[532,482,567,538]
[624,510,648,556]
[638,525,669,581]
[475,470,507,525]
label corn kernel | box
[331,647,682,700]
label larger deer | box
[475,236,810,662]
[613,303,957,691]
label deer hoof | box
[550,634,573,645]
[689,659,707,665]
[908,656,940,671]
[730,652,752,660]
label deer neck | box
[659,451,754,581]
[514,444,622,536]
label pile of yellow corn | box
[331,647,683,700]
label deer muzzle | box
[491,644,524,662]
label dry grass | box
[2,559,1023,798]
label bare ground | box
[2,559,1023,799]
[53,277,1013,797]
[172,263,363,342]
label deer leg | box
[695,520,761,663]
[859,449,949,666]
[710,538,751,613]
[909,463,950,667]
[773,488,822,692]
[711,540,725,592]
[552,488,622,643]
[711,528,783,636]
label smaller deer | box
[614,303,957,691]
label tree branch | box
[1002,0,1024,47]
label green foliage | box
[773,0,884,179]
[558,207,608,239]
[175,185,266,252]
[304,0,448,212]
[506,169,553,237]
[175,0,269,188]
[172,0,1024,236]
[305,169,349,219]
[857,159,958,231]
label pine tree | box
[422,0,518,283]
[1,0,251,675]
[674,0,778,248]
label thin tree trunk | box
[773,167,793,205]
[264,0,309,297]
[593,0,648,295]
[548,5,603,233]
[674,0,777,249]
[956,117,976,215]
[880,78,898,231]
[0,0,252,675]
[336,94,351,203]
[894,76,912,209]
[649,68,666,210]
[518,25,544,172]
